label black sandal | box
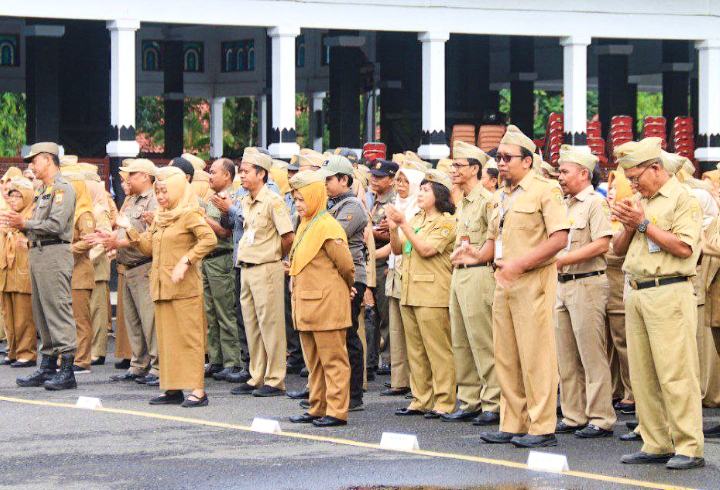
[181,393,209,408]
[149,391,184,405]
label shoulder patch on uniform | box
[273,202,286,216]
[439,221,454,237]
[602,199,611,219]
[346,214,353,221]
[692,207,700,222]
[335,238,344,244]
[86,218,93,229]
[551,186,563,204]
[54,189,65,204]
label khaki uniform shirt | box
[454,183,493,250]
[236,185,294,265]
[487,171,570,268]
[622,176,702,281]
[25,174,76,243]
[371,189,395,253]
[400,211,456,307]
[117,188,158,267]
[0,228,31,294]
[558,185,614,274]
[71,211,96,290]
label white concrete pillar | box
[560,36,591,145]
[417,31,449,160]
[695,40,720,166]
[210,97,226,158]
[106,19,140,158]
[258,94,268,149]
[311,91,326,153]
[267,26,301,158]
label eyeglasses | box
[628,164,653,186]
[6,194,22,200]
[495,153,523,163]
[451,163,470,170]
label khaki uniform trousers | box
[114,270,132,360]
[30,245,76,357]
[607,313,633,401]
[124,262,159,376]
[450,265,500,413]
[203,254,240,367]
[400,305,456,413]
[358,306,367,389]
[240,261,287,390]
[72,289,93,369]
[389,297,409,388]
[2,292,36,361]
[301,329,350,420]
[626,280,704,458]
[555,274,616,430]
[0,304,6,342]
[494,264,559,436]
[90,281,109,359]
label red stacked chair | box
[671,117,695,161]
[362,142,386,162]
[542,112,564,164]
[642,116,667,149]
[476,124,505,152]
[450,125,476,153]
[586,120,607,165]
[607,115,634,164]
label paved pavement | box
[0,343,718,490]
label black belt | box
[28,238,70,249]
[124,258,152,270]
[205,249,233,260]
[455,262,493,269]
[558,271,605,283]
[629,275,690,290]
[238,262,260,268]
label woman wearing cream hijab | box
[0,179,37,367]
[120,166,216,407]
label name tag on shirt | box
[648,238,661,253]
[495,240,503,260]
[565,231,572,252]
[388,254,395,269]
[245,229,256,246]
[460,235,470,247]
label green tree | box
[636,92,663,133]
[223,97,256,158]
[0,93,26,157]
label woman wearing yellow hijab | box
[120,166,216,407]
[0,179,37,367]
[62,166,96,373]
[288,172,355,427]
[605,169,635,414]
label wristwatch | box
[181,256,191,265]
[638,219,650,233]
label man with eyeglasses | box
[611,137,704,470]
[441,141,500,427]
[451,125,569,448]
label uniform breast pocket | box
[512,205,539,229]
[300,290,323,300]
[571,217,589,242]
[653,217,672,231]
[413,273,435,283]
[255,217,269,229]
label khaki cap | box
[400,160,427,173]
[319,155,354,177]
[540,161,559,176]
[289,169,325,190]
[272,159,289,169]
[436,158,453,177]
[297,148,325,168]
[119,158,158,176]
[9,178,34,192]
[1,167,22,183]
[194,169,210,182]
[615,137,662,169]
[61,165,84,181]
[79,162,102,182]
[453,141,489,165]
[500,125,536,153]
[403,151,431,169]
[485,157,498,170]
[424,168,453,191]
[182,153,207,171]
[391,153,405,164]
[59,155,78,167]
[353,165,370,188]
[24,142,59,163]
[558,144,598,172]
[660,150,686,175]
[241,147,272,171]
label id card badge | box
[245,229,256,246]
[647,237,661,253]
[495,240,503,260]
[460,235,470,247]
[388,254,396,269]
[564,231,572,252]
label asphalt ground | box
[0,342,718,490]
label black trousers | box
[347,281,366,404]
[285,276,304,368]
[234,268,250,366]
[368,262,390,369]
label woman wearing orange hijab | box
[0,179,37,367]
[287,171,355,427]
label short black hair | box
[486,167,499,184]
[253,165,269,183]
[171,157,195,182]
[520,147,534,162]
[421,180,456,215]
[467,157,482,179]
[50,154,60,167]
[217,158,236,180]
[591,165,601,189]
[334,173,354,189]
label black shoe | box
[376,364,391,375]
[424,410,442,419]
[626,420,639,431]
[136,373,159,385]
[614,400,636,414]
[110,371,143,382]
[204,363,223,379]
[212,366,234,381]
[366,370,376,381]
[666,455,705,470]
[114,359,130,370]
[619,431,641,441]
[480,431,524,444]
[287,388,310,400]
[17,354,57,387]
[404,393,413,399]
[1,358,13,366]
[44,355,77,391]
[181,393,209,408]
[510,434,557,448]
[286,363,305,374]
[349,400,364,412]
[290,412,319,423]
[226,368,251,384]
[575,424,613,439]
[72,365,90,374]
[300,367,309,378]
[383,381,392,388]
[91,356,105,366]
[704,424,720,438]
[472,411,500,426]
[440,409,480,422]
[146,378,160,387]
[312,416,347,427]
[252,385,285,397]
[380,387,410,396]
[621,451,674,464]
[299,400,310,409]
[230,382,255,395]
[555,421,587,434]
[10,360,36,368]
[394,407,424,416]
[149,391,184,405]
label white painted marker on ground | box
[250,418,282,433]
[527,450,569,472]
[380,432,420,451]
[76,396,103,410]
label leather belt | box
[558,270,605,283]
[124,257,152,270]
[455,262,493,269]
[28,238,70,249]
[238,262,260,268]
[629,275,690,290]
[205,249,233,260]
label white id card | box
[565,231,572,251]
[388,254,395,269]
[647,238,661,253]
[495,240,503,260]
[245,229,256,246]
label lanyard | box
[499,187,521,234]
[289,210,327,262]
